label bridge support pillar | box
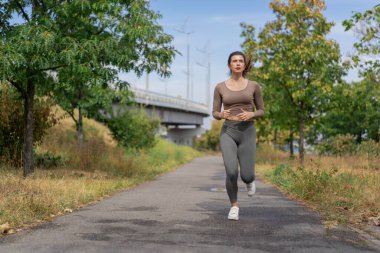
[164,125,206,147]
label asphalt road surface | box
[0,156,378,253]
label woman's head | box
[227,51,252,77]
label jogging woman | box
[212,51,264,220]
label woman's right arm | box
[212,85,223,120]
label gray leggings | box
[220,120,256,203]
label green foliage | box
[107,107,160,150]
[357,139,380,160]
[47,0,177,141]
[343,4,380,74]
[0,85,58,166]
[317,134,356,157]
[241,0,344,163]
[317,134,380,161]
[266,163,378,224]
[309,78,380,144]
[269,163,335,200]
[0,0,176,174]
[193,120,223,151]
[35,152,66,169]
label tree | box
[241,22,299,156]
[309,78,380,143]
[241,0,343,165]
[51,0,176,147]
[343,4,380,75]
[0,84,57,166]
[107,107,160,150]
[0,0,176,176]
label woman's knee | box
[226,171,238,183]
[240,168,255,183]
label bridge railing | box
[130,87,210,115]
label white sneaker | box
[247,182,256,197]
[228,206,239,220]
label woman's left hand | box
[236,109,254,121]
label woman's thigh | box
[220,131,239,177]
[237,126,256,182]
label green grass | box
[264,163,380,225]
[0,117,202,233]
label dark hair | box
[227,51,252,77]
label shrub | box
[357,139,380,160]
[106,107,160,150]
[317,134,356,156]
[193,120,223,151]
[0,85,58,166]
[269,163,335,201]
[35,152,66,168]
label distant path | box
[0,156,378,253]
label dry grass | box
[0,169,133,229]
[255,144,380,226]
[0,112,201,233]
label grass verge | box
[255,144,380,227]
[0,117,202,234]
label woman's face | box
[228,55,245,75]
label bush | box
[193,120,223,151]
[269,163,335,200]
[0,84,58,166]
[357,139,380,160]
[317,134,356,156]
[106,107,160,150]
[35,152,66,168]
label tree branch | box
[67,109,78,126]
[15,1,30,22]
[93,25,107,35]
[38,65,66,72]
[38,0,47,12]
[47,1,67,15]
[10,80,26,97]
[279,81,302,115]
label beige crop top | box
[212,80,265,120]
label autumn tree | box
[241,22,298,156]
[241,0,343,165]
[0,0,176,176]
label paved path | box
[0,156,378,253]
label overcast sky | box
[121,0,378,127]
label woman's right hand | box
[220,109,231,119]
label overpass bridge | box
[127,87,210,146]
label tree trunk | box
[77,107,84,148]
[289,130,294,158]
[299,113,305,166]
[23,79,35,177]
[273,129,277,148]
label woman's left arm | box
[253,84,264,118]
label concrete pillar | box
[164,126,206,146]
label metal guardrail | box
[130,87,210,116]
